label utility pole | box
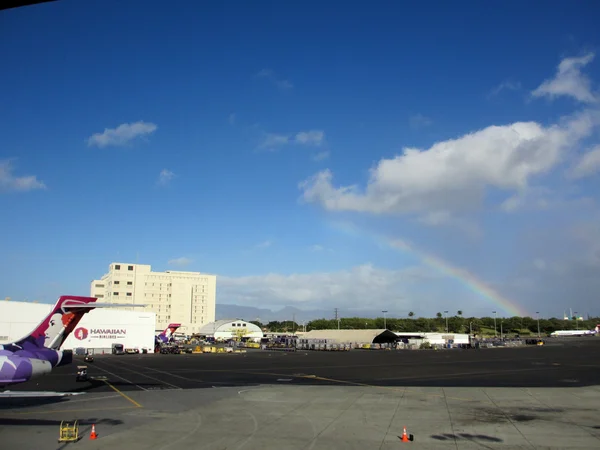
[500,320,503,340]
[493,311,497,337]
[382,310,388,330]
[536,311,540,338]
[575,312,579,330]
[292,313,296,334]
[444,310,449,333]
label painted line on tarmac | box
[374,365,565,382]
[99,360,183,390]
[158,356,549,375]
[298,374,472,401]
[118,360,203,384]
[0,405,139,416]
[92,361,149,392]
[103,381,143,408]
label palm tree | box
[436,312,442,319]
[408,311,415,317]
[457,310,463,316]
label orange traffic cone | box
[90,424,98,440]
[400,426,411,442]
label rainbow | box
[387,239,530,317]
[327,220,530,317]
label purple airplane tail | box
[155,323,182,349]
[13,296,99,350]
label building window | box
[127,281,132,285]
[126,292,132,296]
[232,323,236,327]
[128,265,134,271]
[114,281,120,285]
[113,292,119,296]
[115,265,121,270]
[243,323,246,327]
[96,294,104,298]
[95,284,104,288]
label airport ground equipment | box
[58,420,79,442]
[76,365,88,382]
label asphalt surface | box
[6,337,600,395]
[2,339,600,449]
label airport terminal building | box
[90,262,217,335]
[0,299,156,354]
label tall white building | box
[90,262,216,334]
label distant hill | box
[215,303,373,323]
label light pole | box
[382,310,388,330]
[444,310,449,333]
[500,320,503,340]
[536,311,540,338]
[575,312,579,330]
[469,321,473,336]
[493,311,497,337]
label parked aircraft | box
[0,295,138,397]
[550,325,600,337]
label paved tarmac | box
[2,339,600,449]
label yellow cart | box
[58,420,79,442]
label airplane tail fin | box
[157,323,181,344]
[14,296,99,350]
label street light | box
[492,311,497,337]
[469,321,473,335]
[444,310,449,333]
[382,310,388,330]
[536,311,540,338]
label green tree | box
[408,311,415,317]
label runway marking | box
[116,360,201,384]
[103,380,143,408]
[296,374,472,401]
[153,356,549,375]
[374,365,566,381]
[0,405,139,416]
[99,360,183,390]
[92,362,149,392]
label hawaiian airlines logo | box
[74,327,88,340]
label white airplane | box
[0,295,141,398]
[550,325,600,337]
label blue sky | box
[1,0,600,319]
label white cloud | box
[260,133,290,149]
[228,113,236,125]
[218,263,434,310]
[259,130,325,150]
[567,145,600,179]
[300,110,598,220]
[87,121,157,148]
[0,160,46,193]
[532,53,597,103]
[295,130,325,146]
[256,69,294,90]
[488,80,522,98]
[533,258,547,270]
[255,240,272,249]
[168,257,193,267]
[312,151,330,162]
[157,169,175,186]
[309,244,333,253]
[409,114,433,129]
